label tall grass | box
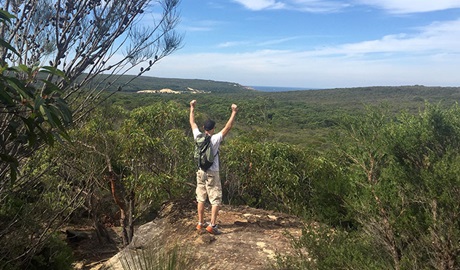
[105,244,201,270]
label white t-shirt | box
[193,127,223,171]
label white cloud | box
[138,18,460,88]
[234,0,350,13]
[258,36,302,46]
[316,19,460,56]
[217,41,252,48]
[144,48,460,88]
[179,20,223,32]
[216,19,460,55]
[233,0,349,13]
[232,0,286,10]
[290,0,350,13]
[355,0,460,14]
[217,36,301,49]
[233,0,460,14]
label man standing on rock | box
[189,100,238,234]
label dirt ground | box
[68,200,305,270]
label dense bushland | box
[0,10,76,270]
[276,104,460,269]
[1,0,183,267]
[3,84,460,269]
[3,9,460,266]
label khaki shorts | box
[196,169,222,205]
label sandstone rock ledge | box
[103,200,304,270]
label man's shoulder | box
[211,132,223,142]
[192,128,201,138]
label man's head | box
[204,119,216,131]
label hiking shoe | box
[196,222,209,230]
[206,224,221,235]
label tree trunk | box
[106,171,132,246]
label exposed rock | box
[137,88,181,94]
[136,87,210,94]
[101,200,303,270]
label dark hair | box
[204,119,216,131]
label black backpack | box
[194,133,214,171]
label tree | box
[112,101,192,245]
[0,0,183,197]
[50,101,193,246]
[1,10,76,269]
[0,1,183,266]
[297,104,460,269]
[386,104,460,269]
[1,0,183,120]
[0,9,72,180]
[221,132,314,216]
[335,106,402,269]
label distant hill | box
[91,74,253,94]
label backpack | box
[194,133,214,171]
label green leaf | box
[11,64,30,73]
[40,79,63,96]
[0,10,15,22]
[21,117,38,146]
[39,105,50,121]
[47,105,65,129]
[40,66,68,81]
[34,123,54,145]
[34,96,45,111]
[4,76,34,100]
[55,99,73,124]
[0,39,19,56]
[0,86,14,105]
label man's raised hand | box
[190,100,197,107]
[231,104,238,112]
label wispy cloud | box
[355,0,460,14]
[146,17,460,87]
[233,0,350,13]
[148,47,460,88]
[217,36,301,48]
[232,0,286,10]
[217,41,252,48]
[233,0,460,14]
[257,36,302,46]
[315,19,460,56]
[289,0,350,13]
[214,17,460,55]
[180,20,222,32]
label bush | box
[28,234,74,270]
[291,104,460,269]
[221,134,315,216]
[274,223,391,270]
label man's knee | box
[208,189,222,205]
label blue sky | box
[143,0,460,88]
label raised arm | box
[189,100,198,130]
[221,104,238,138]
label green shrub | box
[274,223,391,270]
[28,234,74,270]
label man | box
[189,100,238,234]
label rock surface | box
[84,200,304,270]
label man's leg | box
[210,204,220,226]
[197,201,205,224]
[196,170,207,227]
[206,171,222,233]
